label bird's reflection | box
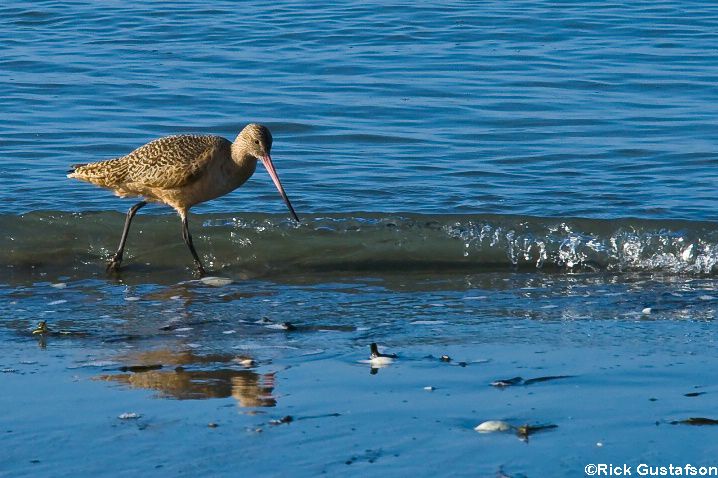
[97,349,276,407]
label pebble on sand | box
[32,321,49,335]
[269,416,293,426]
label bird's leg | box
[180,211,207,277]
[107,201,147,272]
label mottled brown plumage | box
[72,135,227,188]
[68,123,299,275]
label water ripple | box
[1,1,717,220]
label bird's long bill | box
[261,155,300,222]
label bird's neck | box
[230,142,258,170]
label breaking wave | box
[2,212,718,278]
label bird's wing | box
[122,135,231,189]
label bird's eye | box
[254,140,259,145]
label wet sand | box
[2,272,717,477]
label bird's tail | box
[67,158,129,187]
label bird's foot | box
[106,254,123,273]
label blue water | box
[2,1,718,219]
[3,3,718,477]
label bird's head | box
[235,123,299,223]
[237,123,273,159]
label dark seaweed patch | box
[118,364,163,373]
[671,417,718,426]
[516,423,558,440]
[523,375,573,385]
[491,375,573,387]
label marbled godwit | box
[68,123,299,276]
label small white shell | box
[369,356,394,367]
[641,307,652,315]
[118,412,141,420]
[200,276,234,287]
[474,420,511,433]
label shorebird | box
[68,123,299,276]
